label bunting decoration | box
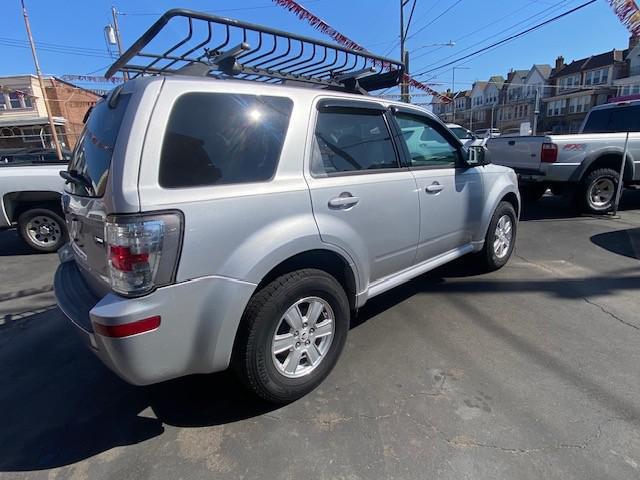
[607,0,640,36]
[61,75,123,84]
[271,0,451,102]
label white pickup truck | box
[487,100,640,213]
[0,149,69,252]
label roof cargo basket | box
[105,9,404,93]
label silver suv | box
[54,10,520,403]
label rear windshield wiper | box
[60,169,95,195]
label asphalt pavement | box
[1,191,639,480]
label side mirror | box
[466,145,487,166]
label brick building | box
[0,75,100,151]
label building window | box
[585,68,609,86]
[547,99,566,116]
[559,74,580,91]
[8,93,21,108]
[1,90,34,110]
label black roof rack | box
[105,8,404,93]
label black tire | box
[234,269,350,404]
[478,201,517,272]
[17,208,68,253]
[581,168,619,214]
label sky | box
[1,0,632,97]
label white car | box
[475,128,501,139]
[446,123,477,147]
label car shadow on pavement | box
[520,189,640,222]
[591,227,640,260]
[354,259,640,425]
[0,309,277,472]
[0,230,38,256]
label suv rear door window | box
[66,92,130,197]
[159,93,293,188]
[311,108,398,176]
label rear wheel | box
[234,269,349,404]
[18,208,67,253]
[478,201,517,272]
[582,168,619,214]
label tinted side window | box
[160,93,293,188]
[66,93,130,197]
[311,109,398,176]
[395,113,460,167]
[582,109,612,133]
[609,106,640,132]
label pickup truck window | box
[582,105,640,133]
[394,113,460,168]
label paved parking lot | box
[1,192,640,480]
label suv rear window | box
[159,93,293,188]
[582,105,640,133]
[66,91,130,197]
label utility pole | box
[452,68,456,121]
[21,0,63,160]
[111,6,129,80]
[400,0,407,103]
[532,86,540,135]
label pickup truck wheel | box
[583,168,619,214]
[479,201,517,272]
[234,269,349,404]
[18,208,68,253]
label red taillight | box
[109,245,149,272]
[105,212,183,296]
[541,143,558,163]
[94,316,161,338]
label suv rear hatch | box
[63,88,131,295]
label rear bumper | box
[54,258,256,385]
[514,164,578,184]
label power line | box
[407,0,463,40]
[410,0,569,63]
[0,37,107,55]
[0,40,112,59]
[403,0,418,43]
[119,0,325,16]
[414,0,597,76]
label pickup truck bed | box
[486,132,640,212]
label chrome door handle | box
[425,183,443,194]
[328,194,360,209]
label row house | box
[432,89,471,125]
[542,48,627,133]
[0,75,100,151]
[468,76,504,131]
[497,64,552,133]
[612,36,640,101]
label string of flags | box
[271,0,452,102]
[61,75,123,84]
[607,0,640,36]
